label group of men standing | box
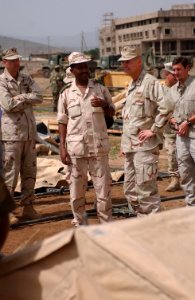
[57,47,195,225]
[0,45,195,239]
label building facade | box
[99,4,195,58]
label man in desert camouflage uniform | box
[162,62,181,192]
[119,46,171,216]
[169,57,195,206]
[57,52,115,226]
[50,65,64,112]
[0,48,43,223]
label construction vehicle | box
[98,55,122,70]
[98,48,193,82]
[143,47,193,79]
[42,52,98,78]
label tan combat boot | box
[165,176,181,192]
[21,205,40,220]
[9,213,19,225]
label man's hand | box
[178,121,190,137]
[13,94,26,101]
[60,147,71,165]
[169,117,179,131]
[138,129,155,143]
[91,95,107,108]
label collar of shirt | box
[176,75,193,95]
[127,69,145,94]
[4,68,21,84]
[71,78,92,97]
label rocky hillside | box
[0,35,68,57]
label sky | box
[0,0,193,48]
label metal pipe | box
[11,207,136,229]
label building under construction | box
[99,4,195,57]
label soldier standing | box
[169,57,195,206]
[0,48,43,223]
[50,65,64,112]
[162,63,181,192]
[119,46,171,216]
[57,52,115,226]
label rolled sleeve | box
[103,86,115,111]
[57,93,68,124]
[151,82,172,133]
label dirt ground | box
[1,61,186,255]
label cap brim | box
[3,55,22,60]
[69,58,91,66]
[118,55,137,62]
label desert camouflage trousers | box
[176,136,195,205]
[2,140,37,205]
[164,135,179,177]
[67,156,112,225]
[124,147,160,216]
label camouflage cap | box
[164,62,174,74]
[118,46,141,62]
[68,52,91,66]
[2,48,22,60]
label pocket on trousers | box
[136,163,158,185]
[95,132,110,154]
[66,135,84,156]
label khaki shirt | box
[0,176,15,216]
[162,84,177,138]
[57,79,115,157]
[170,75,195,138]
[121,71,171,153]
[0,69,43,141]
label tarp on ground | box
[0,207,195,300]
[16,156,124,192]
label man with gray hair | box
[0,48,43,223]
[119,46,171,216]
[57,51,115,226]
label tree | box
[84,48,100,60]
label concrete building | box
[99,4,195,57]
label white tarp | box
[0,207,195,299]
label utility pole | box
[81,32,88,52]
[47,36,50,55]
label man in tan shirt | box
[169,57,195,206]
[119,46,171,216]
[0,48,43,223]
[57,52,115,226]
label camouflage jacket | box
[57,78,115,158]
[0,69,43,141]
[121,70,171,153]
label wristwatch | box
[186,119,192,127]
